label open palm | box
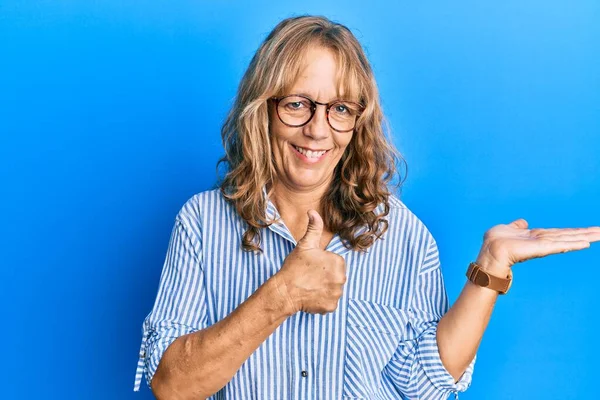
[478,219,600,268]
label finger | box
[533,232,600,243]
[297,210,324,250]
[531,227,600,235]
[539,239,591,255]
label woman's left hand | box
[475,219,600,275]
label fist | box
[274,210,347,315]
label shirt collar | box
[261,185,356,255]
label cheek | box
[269,117,294,145]
[268,127,284,151]
[335,133,353,152]
[268,108,283,140]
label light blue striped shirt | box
[133,188,475,399]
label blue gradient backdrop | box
[1,1,598,399]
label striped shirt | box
[133,187,476,399]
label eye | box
[282,98,311,111]
[334,104,349,114]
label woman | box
[133,15,599,399]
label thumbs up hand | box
[274,210,347,315]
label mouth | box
[290,144,330,161]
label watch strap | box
[466,261,512,295]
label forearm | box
[436,254,509,382]
[151,274,293,400]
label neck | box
[267,179,330,226]
[266,179,336,246]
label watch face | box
[474,271,490,287]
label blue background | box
[1,1,598,399]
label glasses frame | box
[269,94,365,133]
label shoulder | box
[385,193,433,237]
[178,187,227,216]
[174,187,232,236]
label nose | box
[302,105,330,141]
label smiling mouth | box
[291,144,330,159]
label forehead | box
[282,46,361,101]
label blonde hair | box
[217,15,406,252]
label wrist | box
[475,254,511,278]
[267,273,298,318]
[466,259,513,296]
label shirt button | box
[301,370,308,378]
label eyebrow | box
[291,91,353,103]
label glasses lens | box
[277,96,313,126]
[328,101,361,131]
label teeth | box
[293,145,326,158]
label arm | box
[151,274,292,400]
[436,252,504,382]
[437,218,599,381]
[138,214,294,400]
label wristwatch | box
[466,261,513,295]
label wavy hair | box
[217,15,407,252]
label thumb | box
[510,218,528,229]
[297,210,324,249]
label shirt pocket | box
[342,298,413,399]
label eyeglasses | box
[269,94,365,133]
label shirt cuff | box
[417,327,476,394]
[133,324,197,392]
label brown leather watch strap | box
[466,261,513,294]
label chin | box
[290,179,323,190]
[287,171,327,189]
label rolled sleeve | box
[384,232,476,399]
[133,206,207,392]
[417,325,475,394]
